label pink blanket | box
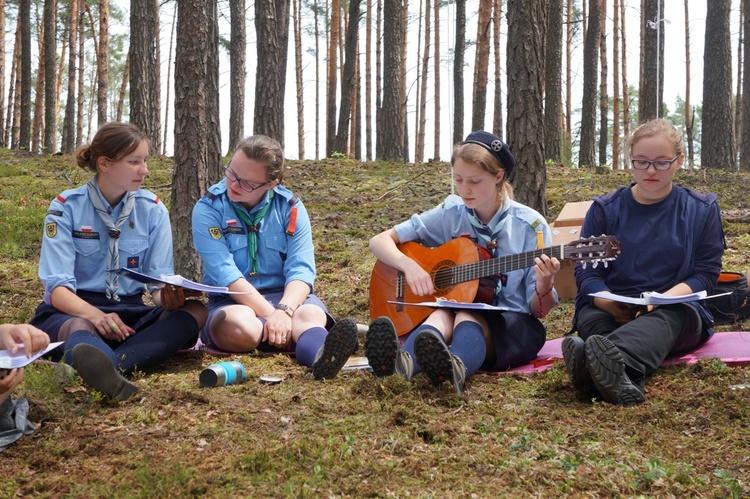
[488,331,750,374]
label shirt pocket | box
[119,237,149,268]
[264,233,288,256]
[73,238,100,257]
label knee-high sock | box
[63,330,118,367]
[295,326,327,367]
[449,321,486,377]
[114,311,199,374]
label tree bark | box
[506,0,546,215]
[173,0,221,279]
[292,0,304,158]
[452,0,465,145]
[229,0,246,154]
[578,0,602,169]
[19,0,33,151]
[380,0,404,160]
[598,0,608,166]
[684,0,693,167]
[471,0,491,132]
[334,0,361,155]
[97,0,109,124]
[543,0,562,164]
[702,0,736,169]
[415,0,431,163]
[130,0,161,148]
[62,0,79,153]
[638,0,664,122]
[432,0,440,160]
[0,0,5,147]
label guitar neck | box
[446,245,566,286]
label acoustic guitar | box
[369,235,620,336]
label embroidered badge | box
[209,227,222,240]
[127,256,140,268]
[46,210,63,217]
[226,219,238,227]
[72,230,100,239]
[46,222,57,238]
[222,227,245,235]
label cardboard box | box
[550,201,593,300]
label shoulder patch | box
[45,222,57,238]
[56,194,67,203]
[46,209,63,217]
[208,227,222,240]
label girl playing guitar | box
[365,131,561,394]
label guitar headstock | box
[563,235,621,268]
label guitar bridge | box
[395,272,404,311]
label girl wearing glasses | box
[192,135,358,379]
[563,118,724,406]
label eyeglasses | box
[224,166,270,192]
[629,155,681,171]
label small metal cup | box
[199,361,247,387]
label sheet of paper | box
[588,290,711,305]
[108,268,251,295]
[387,299,508,311]
[0,341,63,370]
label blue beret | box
[461,131,516,177]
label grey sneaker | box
[585,335,646,406]
[414,328,467,395]
[311,318,359,379]
[364,316,414,380]
[562,335,594,392]
[71,344,139,401]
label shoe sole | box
[71,344,139,401]
[414,331,453,388]
[312,318,359,379]
[562,336,593,391]
[364,317,399,377]
[585,336,645,406]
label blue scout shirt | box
[393,194,558,313]
[192,179,315,292]
[39,182,173,304]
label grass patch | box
[0,150,749,495]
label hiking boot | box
[562,335,594,392]
[585,335,646,407]
[311,318,359,379]
[414,329,467,395]
[71,344,139,401]
[364,316,415,380]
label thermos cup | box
[199,361,246,387]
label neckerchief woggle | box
[231,189,275,277]
[466,195,511,297]
[86,180,136,301]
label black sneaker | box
[585,335,645,406]
[414,328,466,394]
[311,318,359,379]
[71,344,139,401]
[562,336,594,391]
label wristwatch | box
[275,303,295,317]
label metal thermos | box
[199,361,246,387]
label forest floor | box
[0,151,749,497]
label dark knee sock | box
[114,311,199,374]
[295,326,327,367]
[449,321,486,377]
[63,330,118,367]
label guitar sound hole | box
[432,261,456,294]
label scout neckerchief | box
[86,180,136,301]
[467,195,511,297]
[231,189,275,277]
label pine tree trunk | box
[40,0,55,152]
[61,0,78,153]
[130,0,160,148]
[433,0,440,160]
[334,0,361,155]
[365,0,373,160]
[684,0,694,167]
[506,0,546,214]
[491,0,502,139]
[702,0,736,169]
[543,0,562,164]
[452,0,465,145]
[292,0,304,158]
[471,0,491,132]
[612,0,621,170]
[578,0,601,169]
[416,0,430,164]
[97,0,109,124]
[0,0,5,148]
[620,0,630,151]
[31,19,45,155]
[229,0,246,154]
[380,0,404,160]
[598,0,608,167]
[19,0,32,150]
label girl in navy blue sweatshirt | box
[563,119,724,406]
